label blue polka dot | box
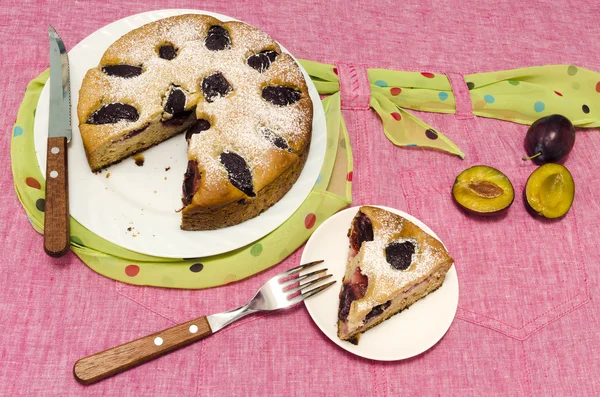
[534,101,545,112]
[438,92,449,101]
[484,95,495,104]
[374,80,388,87]
[13,126,23,137]
[406,144,417,147]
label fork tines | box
[289,280,336,305]
[279,260,335,303]
[279,260,324,279]
[286,273,333,295]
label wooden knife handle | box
[73,316,213,385]
[43,136,70,257]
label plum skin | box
[524,114,575,165]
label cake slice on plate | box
[337,206,454,344]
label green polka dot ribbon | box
[465,65,600,127]
[299,61,600,158]
[11,71,352,289]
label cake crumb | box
[127,227,132,232]
[105,172,111,179]
[133,154,145,166]
[164,177,167,180]
[165,166,171,171]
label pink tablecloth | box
[2,0,600,395]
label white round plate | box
[301,206,459,361]
[34,9,326,258]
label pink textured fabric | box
[337,63,371,110]
[2,1,600,396]
[445,73,473,120]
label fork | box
[73,260,334,385]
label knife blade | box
[44,25,71,257]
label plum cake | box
[337,206,454,344]
[77,14,312,230]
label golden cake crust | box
[77,14,313,230]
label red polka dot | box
[125,265,140,277]
[391,112,402,121]
[554,91,563,96]
[333,67,338,75]
[25,177,41,190]
[304,213,316,229]
[596,81,600,92]
[390,87,402,96]
[346,171,353,181]
[421,72,435,78]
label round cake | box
[77,14,313,230]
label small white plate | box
[33,9,326,259]
[301,206,459,361]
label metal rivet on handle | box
[154,337,163,346]
[51,147,59,154]
[189,324,198,334]
[50,170,58,178]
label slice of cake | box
[337,206,453,344]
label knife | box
[44,25,71,257]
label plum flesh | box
[452,165,514,216]
[525,163,574,219]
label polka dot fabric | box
[353,66,465,157]
[466,65,600,127]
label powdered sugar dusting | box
[86,14,311,192]
[354,209,449,315]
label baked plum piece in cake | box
[337,206,454,344]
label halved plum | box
[525,163,574,219]
[452,165,515,216]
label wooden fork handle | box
[74,316,213,385]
